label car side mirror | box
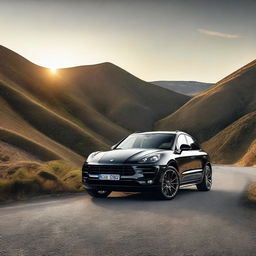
[179,144,191,151]
[190,142,199,150]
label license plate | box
[98,174,120,181]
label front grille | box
[86,179,139,186]
[83,165,135,176]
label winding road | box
[0,165,255,256]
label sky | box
[0,0,255,83]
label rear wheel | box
[196,165,212,191]
[86,189,112,198]
[157,167,180,200]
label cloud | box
[197,28,240,39]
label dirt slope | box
[202,111,256,165]
[237,139,256,166]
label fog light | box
[147,180,153,184]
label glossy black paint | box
[82,131,211,192]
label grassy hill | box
[0,45,189,165]
[1,44,255,169]
[56,63,190,131]
[151,81,213,96]
[202,112,256,165]
[156,60,256,143]
[156,59,256,165]
[238,140,256,167]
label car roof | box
[133,131,187,136]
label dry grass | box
[0,128,61,161]
[248,183,256,202]
[202,112,256,165]
[0,152,10,162]
[237,139,256,166]
[0,86,86,166]
[0,82,108,158]
[0,160,84,201]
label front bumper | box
[82,163,164,192]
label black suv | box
[82,131,212,199]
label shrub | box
[62,170,84,192]
[0,153,10,162]
[37,171,58,181]
[0,160,84,201]
[45,160,73,177]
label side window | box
[176,134,188,149]
[186,135,200,150]
[186,136,194,147]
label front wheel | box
[156,167,180,200]
[196,165,212,191]
[86,189,112,198]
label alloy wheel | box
[161,169,179,199]
[205,165,212,189]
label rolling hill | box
[0,45,189,165]
[1,45,255,167]
[202,112,256,165]
[156,59,256,142]
[156,59,256,165]
[57,63,190,131]
[151,81,213,95]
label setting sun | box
[50,67,57,74]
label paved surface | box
[0,165,255,256]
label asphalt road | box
[0,165,256,256]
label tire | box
[196,164,212,191]
[156,166,180,200]
[86,189,112,198]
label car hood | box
[88,148,163,164]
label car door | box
[182,135,204,182]
[175,134,192,176]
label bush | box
[62,170,84,192]
[45,160,73,177]
[0,153,10,162]
[0,160,84,201]
[37,171,58,181]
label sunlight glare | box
[50,67,57,74]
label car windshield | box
[116,133,176,150]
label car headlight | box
[87,151,100,161]
[138,154,161,163]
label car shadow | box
[91,187,202,201]
[91,187,200,201]
[90,186,256,221]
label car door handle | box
[191,156,196,159]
